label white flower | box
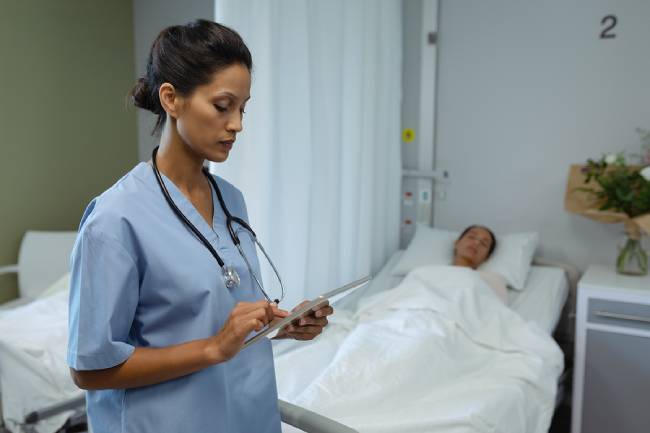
[641,166,650,181]
[604,153,617,165]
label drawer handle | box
[594,310,650,324]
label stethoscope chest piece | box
[222,265,241,289]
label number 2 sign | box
[600,15,617,39]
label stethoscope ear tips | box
[274,299,280,305]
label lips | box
[219,139,234,150]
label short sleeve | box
[67,228,139,370]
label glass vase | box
[616,233,648,276]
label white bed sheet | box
[509,265,569,334]
[335,250,569,335]
[276,265,564,433]
[0,288,81,433]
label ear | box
[159,82,182,120]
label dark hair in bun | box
[130,19,253,135]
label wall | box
[434,0,650,271]
[0,0,138,303]
[133,0,214,161]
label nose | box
[226,112,243,133]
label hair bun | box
[130,77,157,112]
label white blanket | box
[274,266,564,433]
[0,286,82,433]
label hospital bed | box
[0,233,578,433]
[272,250,579,433]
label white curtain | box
[213,0,402,308]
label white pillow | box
[390,224,457,276]
[391,224,538,290]
[480,232,539,290]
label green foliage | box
[581,154,650,217]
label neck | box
[155,121,206,192]
[453,255,477,269]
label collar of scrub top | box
[151,146,285,305]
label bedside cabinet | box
[571,265,650,433]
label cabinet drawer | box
[588,298,650,332]
[581,329,650,433]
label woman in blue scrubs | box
[67,20,332,433]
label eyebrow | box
[214,91,250,102]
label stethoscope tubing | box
[151,148,226,268]
[151,146,284,304]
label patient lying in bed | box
[273,239,563,433]
[453,225,508,303]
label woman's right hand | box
[208,301,287,362]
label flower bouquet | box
[565,147,650,276]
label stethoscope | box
[151,146,285,304]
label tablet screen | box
[243,275,371,348]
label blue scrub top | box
[67,162,281,433]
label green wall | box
[0,1,137,302]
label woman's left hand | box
[272,301,334,341]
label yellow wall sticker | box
[402,128,415,143]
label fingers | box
[312,305,334,318]
[284,324,324,336]
[284,313,328,335]
[291,331,324,341]
[271,304,290,319]
[232,302,275,336]
[264,302,275,324]
[236,313,265,334]
[295,315,328,327]
[233,300,272,315]
[233,301,281,324]
[272,299,335,341]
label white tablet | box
[243,275,371,348]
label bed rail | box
[279,399,358,433]
[24,394,85,424]
[21,395,357,433]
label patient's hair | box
[457,225,497,258]
[130,19,253,135]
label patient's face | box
[454,227,493,268]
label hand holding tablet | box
[243,276,371,348]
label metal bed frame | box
[532,257,581,411]
[0,396,358,433]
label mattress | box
[334,250,569,335]
[508,265,569,334]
